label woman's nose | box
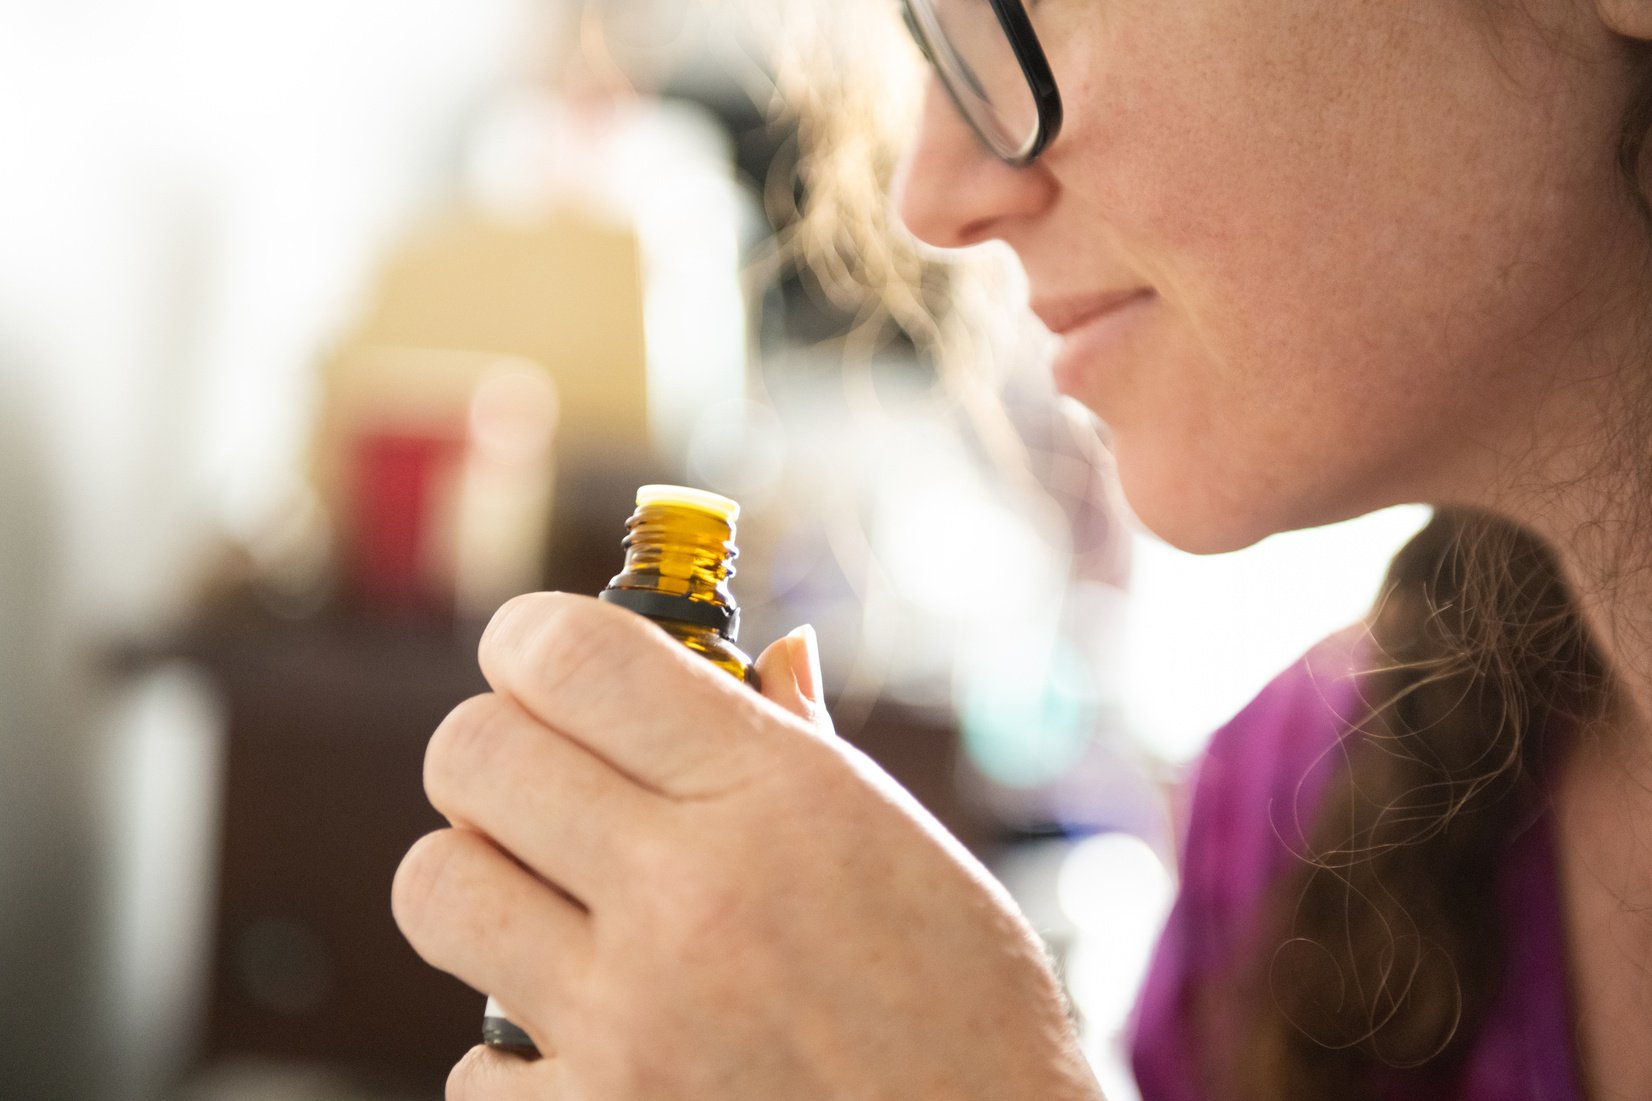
[893,80,1056,250]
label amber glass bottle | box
[482,484,754,1056]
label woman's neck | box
[1498,255,1652,1100]
[1489,235,1652,746]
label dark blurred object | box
[178,605,488,1094]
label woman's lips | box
[1038,289,1157,401]
[1033,289,1154,335]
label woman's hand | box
[392,592,1102,1100]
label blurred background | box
[0,1,1428,1098]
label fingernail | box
[788,624,821,705]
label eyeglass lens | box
[907,0,1039,159]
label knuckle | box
[674,881,755,963]
[486,592,603,696]
[520,597,642,702]
[622,834,742,949]
[425,694,511,808]
[480,592,558,679]
[444,1046,490,1101]
[646,847,749,945]
[481,591,547,648]
[391,829,462,937]
[627,826,684,886]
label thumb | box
[755,624,825,726]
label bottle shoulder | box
[653,619,757,685]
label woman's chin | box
[1113,453,1283,557]
[1133,507,1273,556]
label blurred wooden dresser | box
[175,609,488,1093]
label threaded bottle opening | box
[600,485,743,638]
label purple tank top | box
[1128,629,1579,1101]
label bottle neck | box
[601,503,740,638]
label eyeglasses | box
[900,0,1063,167]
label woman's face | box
[896,0,1645,553]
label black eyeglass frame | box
[901,0,1064,167]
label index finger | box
[478,592,781,796]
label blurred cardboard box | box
[314,204,646,615]
[341,206,648,457]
